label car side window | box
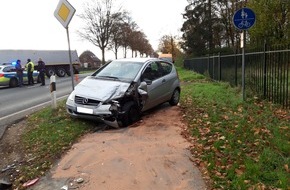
[159,62,172,76]
[3,66,15,72]
[142,62,161,81]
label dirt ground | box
[0,104,208,190]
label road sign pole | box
[66,27,75,90]
[233,7,256,101]
[241,30,246,101]
[54,0,76,91]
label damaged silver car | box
[66,58,181,128]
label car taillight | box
[0,74,4,77]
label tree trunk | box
[101,48,106,65]
[123,47,127,58]
[208,0,213,52]
[114,47,118,59]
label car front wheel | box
[9,78,18,88]
[118,101,140,127]
[169,89,180,106]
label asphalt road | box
[0,74,90,138]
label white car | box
[0,65,39,87]
[66,58,181,128]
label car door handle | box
[162,79,166,83]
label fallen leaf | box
[284,164,289,172]
[23,178,39,187]
[235,169,244,176]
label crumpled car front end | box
[66,76,144,128]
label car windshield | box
[93,61,143,81]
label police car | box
[0,64,39,87]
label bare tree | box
[138,38,154,57]
[118,14,138,58]
[129,30,146,57]
[158,35,182,61]
[158,35,176,54]
[78,0,120,64]
[108,11,133,59]
[108,13,125,59]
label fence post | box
[218,52,221,81]
[212,54,215,80]
[263,42,267,98]
[50,75,57,109]
[234,49,238,86]
[207,54,210,76]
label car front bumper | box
[66,100,120,128]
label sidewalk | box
[30,106,207,190]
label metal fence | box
[184,45,290,109]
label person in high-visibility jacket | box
[25,58,34,85]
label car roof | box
[3,63,12,65]
[112,57,167,63]
[0,65,14,70]
[1,65,14,68]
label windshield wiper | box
[97,75,120,81]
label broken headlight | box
[125,82,137,96]
[109,100,120,112]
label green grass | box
[176,66,205,81]
[177,65,289,189]
[14,101,96,189]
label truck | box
[0,50,80,77]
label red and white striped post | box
[50,75,57,109]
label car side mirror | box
[143,79,152,85]
[138,81,149,100]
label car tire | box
[9,78,18,88]
[118,101,140,127]
[56,67,66,77]
[169,89,180,106]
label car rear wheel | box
[118,101,140,127]
[169,89,180,106]
[9,78,18,88]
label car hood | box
[73,76,131,102]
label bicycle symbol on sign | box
[238,20,251,28]
[238,9,251,28]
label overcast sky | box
[0,0,187,60]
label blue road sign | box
[233,7,256,30]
